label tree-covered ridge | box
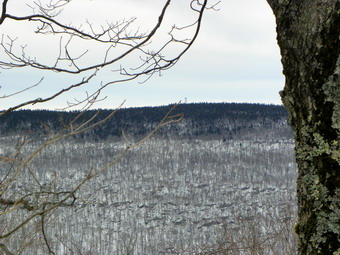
[0,103,290,140]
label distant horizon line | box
[4,101,285,112]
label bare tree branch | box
[0,77,43,99]
[0,243,14,255]
[0,0,9,25]
[0,0,214,252]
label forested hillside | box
[0,103,290,140]
[0,102,296,254]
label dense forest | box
[0,103,290,140]
[0,102,297,254]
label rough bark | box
[267,0,340,254]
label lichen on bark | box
[323,56,340,135]
[267,0,340,254]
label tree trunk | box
[266,0,340,254]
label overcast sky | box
[0,0,284,110]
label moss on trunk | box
[267,0,340,254]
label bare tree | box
[0,0,212,253]
[0,0,215,114]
